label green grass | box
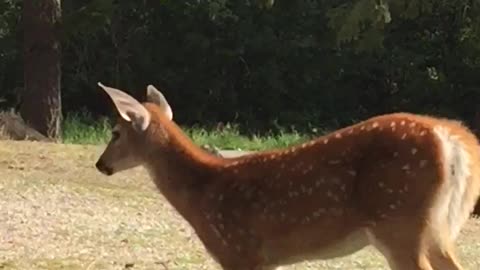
[184,123,313,151]
[62,113,111,145]
[61,113,322,151]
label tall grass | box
[61,113,327,151]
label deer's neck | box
[144,123,225,224]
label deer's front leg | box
[222,265,284,270]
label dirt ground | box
[0,140,479,270]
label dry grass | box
[0,140,479,270]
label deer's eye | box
[111,131,120,141]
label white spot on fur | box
[210,224,222,239]
[335,133,342,139]
[432,126,471,240]
[411,148,418,155]
[372,122,379,128]
[329,160,341,165]
[330,207,343,216]
[401,133,407,140]
[315,178,324,187]
[419,160,428,168]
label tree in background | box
[21,0,62,139]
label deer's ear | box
[98,82,151,131]
[146,85,173,120]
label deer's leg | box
[222,265,282,270]
[369,238,434,270]
[386,253,433,270]
[365,222,434,270]
[429,244,464,270]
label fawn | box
[95,82,480,270]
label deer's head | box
[95,82,173,176]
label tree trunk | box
[21,0,62,140]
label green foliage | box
[2,0,480,135]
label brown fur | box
[98,102,480,270]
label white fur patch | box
[432,126,471,240]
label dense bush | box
[2,0,480,134]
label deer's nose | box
[96,159,113,176]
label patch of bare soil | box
[0,140,479,269]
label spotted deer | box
[95,82,480,270]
